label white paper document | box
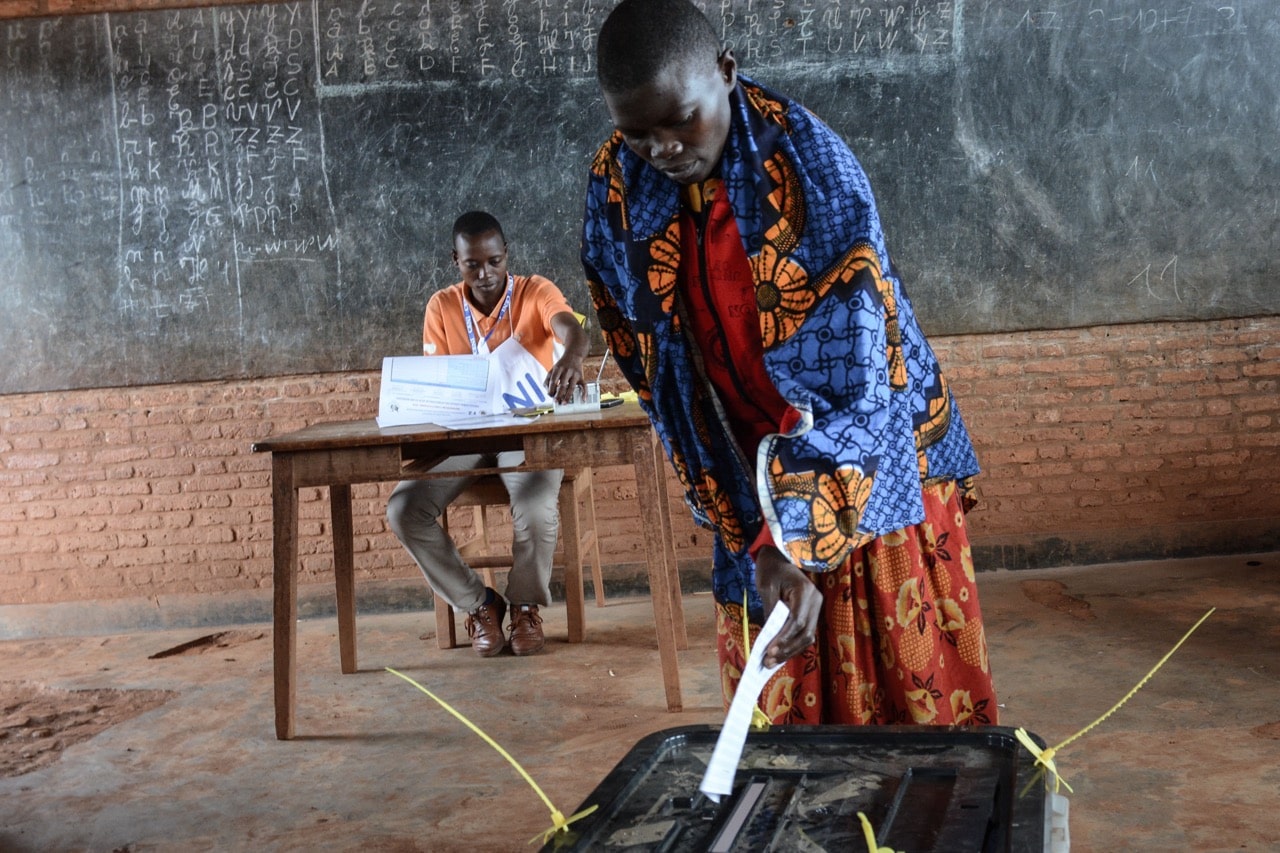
[699,601,790,803]
[376,355,496,427]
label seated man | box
[387,210,589,657]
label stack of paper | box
[376,355,497,428]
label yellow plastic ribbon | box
[1015,606,1215,794]
[385,667,598,845]
[743,591,773,731]
[857,812,901,853]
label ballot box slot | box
[878,766,1003,852]
[708,776,768,852]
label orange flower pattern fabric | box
[646,220,681,317]
[717,482,996,725]
[769,455,876,567]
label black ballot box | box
[542,725,1050,852]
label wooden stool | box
[433,468,604,649]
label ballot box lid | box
[542,724,1049,853]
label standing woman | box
[581,0,997,725]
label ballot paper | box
[699,601,790,803]
[376,355,497,427]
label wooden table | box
[252,402,688,740]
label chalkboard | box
[2,0,1278,394]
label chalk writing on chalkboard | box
[316,0,955,89]
[0,1,1277,395]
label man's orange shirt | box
[423,274,573,369]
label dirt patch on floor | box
[1019,579,1096,621]
[1251,721,1280,740]
[0,682,175,777]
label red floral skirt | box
[716,480,997,725]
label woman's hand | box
[754,545,823,667]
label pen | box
[595,346,610,385]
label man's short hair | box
[452,210,505,243]
[596,0,722,94]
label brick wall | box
[2,317,1278,621]
[940,318,1280,566]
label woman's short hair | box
[596,0,722,94]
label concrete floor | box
[1,552,1278,852]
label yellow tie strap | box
[743,590,773,731]
[1015,606,1215,794]
[386,668,598,845]
[857,812,902,853]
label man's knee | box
[385,489,411,538]
[511,494,560,537]
[386,486,438,537]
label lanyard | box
[462,275,513,356]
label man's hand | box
[754,545,823,668]
[546,356,586,404]
[547,311,591,404]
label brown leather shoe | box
[464,592,507,658]
[508,604,545,656]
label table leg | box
[271,455,299,740]
[331,484,357,674]
[654,452,688,651]
[560,473,586,644]
[630,430,683,712]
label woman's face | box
[603,50,737,185]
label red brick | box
[57,498,114,517]
[1213,379,1254,395]
[95,480,153,497]
[4,451,61,469]
[194,543,254,562]
[1110,385,1163,403]
[188,424,224,441]
[132,425,189,445]
[1244,360,1280,378]
[1195,451,1249,468]
[203,405,238,422]
[1068,442,1123,460]
[134,460,198,479]
[93,447,150,465]
[1058,407,1121,424]
[1155,368,1210,384]
[980,342,1035,360]
[8,435,45,452]
[1063,373,1118,389]
[187,474,242,492]
[187,440,251,458]
[1142,436,1211,455]
[1109,490,1168,505]
[3,415,64,435]
[1238,395,1279,415]
[202,492,234,508]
